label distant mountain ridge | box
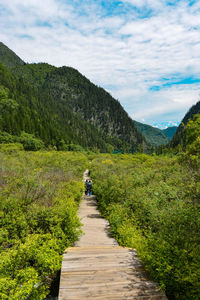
[133,121,177,146]
[0,41,146,152]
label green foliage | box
[0,85,18,112]
[171,100,200,149]
[0,151,88,299]
[0,131,16,144]
[19,132,44,151]
[0,143,24,152]
[186,114,200,159]
[0,131,44,151]
[90,153,200,299]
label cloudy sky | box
[0,0,200,128]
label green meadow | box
[0,116,199,299]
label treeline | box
[90,116,200,299]
[0,151,88,299]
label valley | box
[0,41,200,300]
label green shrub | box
[0,131,17,143]
[0,143,24,152]
[0,151,88,298]
[91,153,200,299]
[19,132,44,151]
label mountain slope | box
[42,66,145,149]
[133,121,170,146]
[0,42,146,152]
[11,62,146,151]
[171,101,200,148]
[162,126,177,139]
[0,62,119,151]
[0,42,25,69]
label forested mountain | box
[162,126,177,139]
[0,62,115,151]
[171,101,200,148]
[0,42,25,69]
[0,42,146,152]
[133,120,170,146]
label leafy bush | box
[19,132,44,151]
[0,143,24,152]
[91,153,200,299]
[0,151,88,299]
[0,131,44,151]
[0,131,17,144]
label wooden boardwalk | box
[58,171,167,300]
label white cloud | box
[131,84,199,124]
[0,0,200,126]
[122,0,163,10]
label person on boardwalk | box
[85,180,92,196]
[85,180,88,195]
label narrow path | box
[58,170,167,300]
[74,170,118,247]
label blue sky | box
[0,0,200,128]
